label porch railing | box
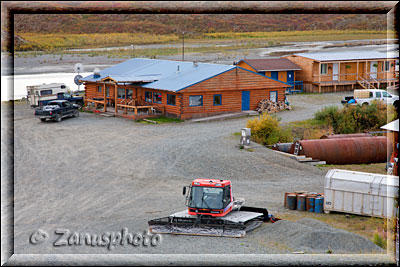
[312,71,398,84]
[286,81,303,94]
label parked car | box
[34,100,79,122]
[341,89,399,108]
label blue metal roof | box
[295,51,396,61]
[81,58,235,92]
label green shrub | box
[314,106,342,131]
[373,231,386,249]
[314,102,396,134]
[246,113,293,145]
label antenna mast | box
[182,31,185,61]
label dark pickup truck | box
[35,93,84,107]
[35,100,79,122]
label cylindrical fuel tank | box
[273,142,294,153]
[292,136,390,164]
[320,133,372,139]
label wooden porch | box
[83,99,165,120]
[312,71,398,92]
[311,59,398,92]
[83,81,165,120]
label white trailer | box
[27,83,69,107]
[324,169,399,218]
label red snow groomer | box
[148,178,277,237]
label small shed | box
[381,119,399,175]
[237,58,302,94]
[324,169,398,218]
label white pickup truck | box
[341,89,399,108]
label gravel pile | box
[258,218,384,254]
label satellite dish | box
[74,63,84,73]
[74,75,83,85]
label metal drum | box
[284,192,292,208]
[306,196,315,212]
[287,194,297,210]
[315,197,324,213]
[297,194,306,211]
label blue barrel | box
[315,197,324,213]
[296,194,306,211]
[287,194,297,210]
[306,197,315,212]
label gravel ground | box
[2,92,385,259]
[257,218,383,254]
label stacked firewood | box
[256,99,292,114]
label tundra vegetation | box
[13,30,391,53]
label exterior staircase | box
[357,74,377,89]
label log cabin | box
[80,58,290,120]
[237,58,303,94]
[285,51,399,93]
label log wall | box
[179,68,286,119]
[84,67,288,120]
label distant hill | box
[14,14,387,35]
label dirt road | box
[3,92,383,256]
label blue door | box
[287,71,294,84]
[271,71,279,80]
[242,91,250,111]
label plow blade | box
[148,210,265,238]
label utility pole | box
[182,31,185,61]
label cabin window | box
[40,90,52,96]
[126,89,133,99]
[376,92,381,98]
[189,95,203,106]
[97,86,102,93]
[213,94,222,106]
[145,92,152,103]
[117,88,125,99]
[106,86,110,97]
[320,64,328,75]
[167,94,176,106]
[384,61,390,72]
[62,102,71,107]
[153,92,162,103]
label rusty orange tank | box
[292,136,390,164]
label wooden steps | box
[357,81,368,89]
[99,112,115,117]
